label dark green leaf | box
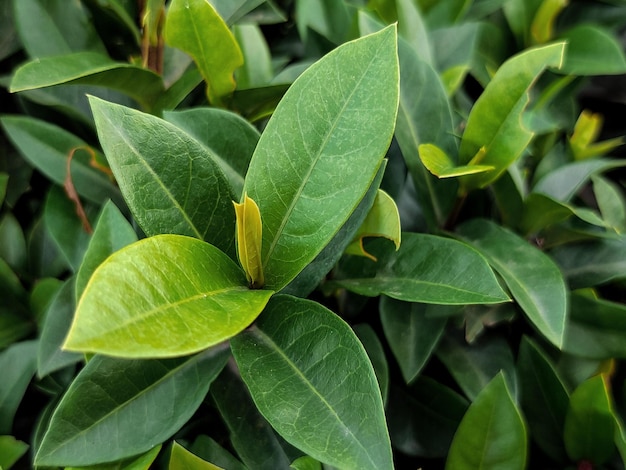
[0,213,26,273]
[380,296,447,383]
[242,26,399,291]
[232,295,393,470]
[564,374,616,464]
[189,435,246,470]
[517,336,569,462]
[35,347,229,467]
[335,233,510,305]
[65,235,273,358]
[89,96,237,257]
[445,372,527,469]
[457,218,568,347]
[0,340,38,434]
[353,323,390,404]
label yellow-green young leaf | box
[164,0,243,106]
[530,0,568,45]
[570,110,625,160]
[170,442,223,470]
[345,190,400,261]
[64,234,273,358]
[233,194,264,288]
[419,143,494,179]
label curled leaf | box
[234,193,264,288]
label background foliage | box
[1,0,626,469]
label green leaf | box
[559,25,626,75]
[517,337,569,462]
[163,107,260,198]
[76,201,138,300]
[532,158,626,202]
[295,0,353,45]
[37,279,83,377]
[345,189,401,261]
[0,173,8,206]
[353,324,390,404]
[0,213,26,273]
[419,143,494,178]
[64,235,273,358]
[242,26,399,291]
[457,218,568,347]
[13,0,106,58]
[189,436,246,470]
[458,42,566,190]
[231,295,393,470]
[0,116,123,207]
[387,377,468,458]
[35,348,228,467]
[89,96,236,257]
[234,194,264,288]
[169,442,222,470]
[10,53,165,111]
[593,175,626,232]
[335,233,510,305]
[564,375,616,464]
[563,292,626,359]
[64,446,162,470]
[529,0,567,44]
[436,333,517,402]
[445,372,527,470]
[164,0,243,106]
[0,341,38,434]
[551,236,626,288]
[210,366,295,470]
[233,23,273,89]
[0,436,28,470]
[380,296,447,383]
[396,0,432,64]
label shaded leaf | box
[445,373,527,470]
[189,435,246,470]
[234,194,264,288]
[353,324,390,404]
[35,348,228,467]
[231,295,393,470]
[0,341,38,434]
[335,233,510,305]
[170,442,222,470]
[65,445,162,470]
[457,218,568,347]
[243,26,399,290]
[65,235,273,358]
[559,25,626,75]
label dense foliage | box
[2,0,626,468]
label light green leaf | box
[170,442,222,470]
[529,0,567,44]
[419,143,494,178]
[396,0,432,64]
[35,348,228,467]
[335,233,510,305]
[290,456,321,470]
[0,341,38,434]
[243,26,399,291]
[458,42,566,190]
[231,295,393,470]
[189,436,246,470]
[0,436,28,470]
[559,25,626,75]
[89,96,236,257]
[517,337,569,461]
[295,0,353,45]
[0,116,123,207]
[64,235,273,358]
[10,52,165,111]
[593,175,626,233]
[163,107,260,198]
[64,445,162,470]
[164,0,243,106]
[445,372,527,470]
[37,280,82,377]
[457,219,567,347]
[345,189,400,261]
[564,375,616,464]
[380,296,447,383]
[76,201,138,300]
[233,23,273,89]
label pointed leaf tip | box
[234,194,264,288]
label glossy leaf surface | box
[65,235,273,357]
[165,0,243,105]
[458,42,565,189]
[89,96,236,257]
[234,194,264,288]
[10,52,164,110]
[458,218,567,347]
[231,295,393,470]
[35,348,229,466]
[446,373,527,470]
[336,233,510,305]
[419,143,494,178]
[242,26,399,291]
[0,341,38,434]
